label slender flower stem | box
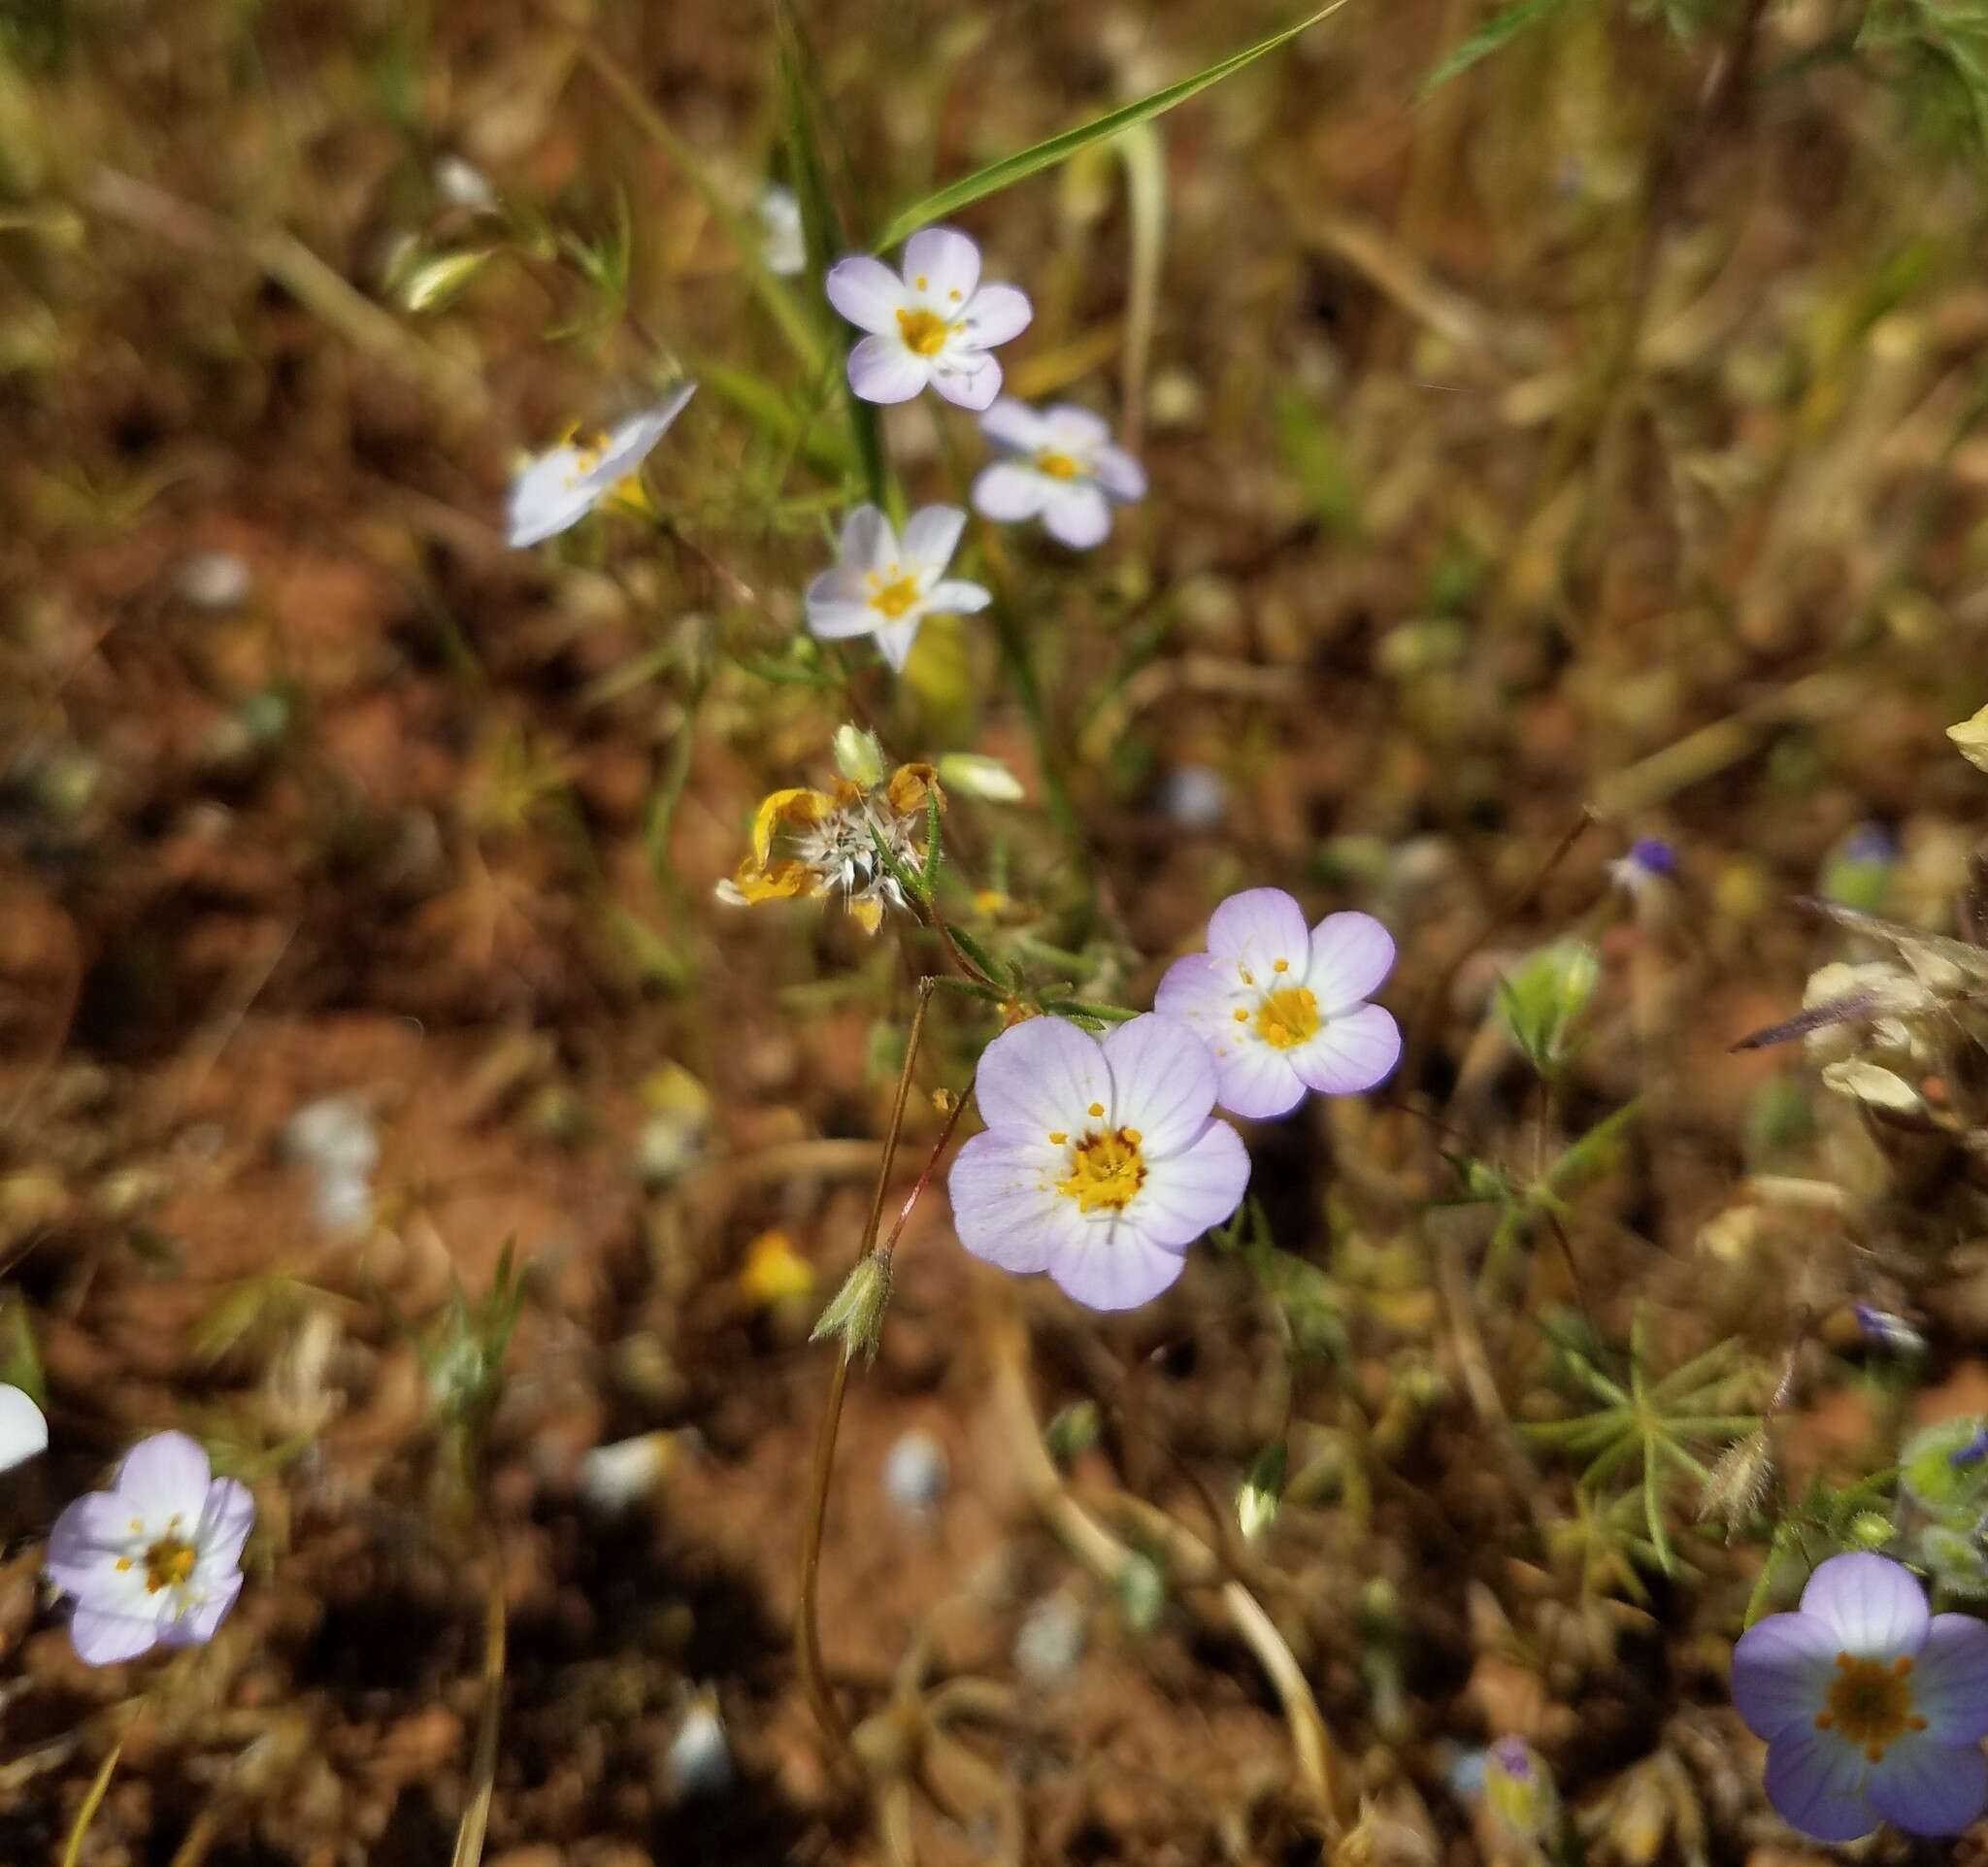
[797,975,947,1751]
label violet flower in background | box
[1731,1551,1988,1841]
[1155,887,1401,1119]
[946,1014,1250,1311]
[825,227,1032,410]
[46,1430,254,1665]
[971,399,1146,548]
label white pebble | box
[882,1428,948,1515]
[1013,1592,1086,1688]
[664,1694,733,1797]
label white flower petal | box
[806,596,881,642]
[901,504,967,576]
[1043,405,1110,450]
[1800,1551,1930,1658]
[1208,887,1312,982]
[960,283,1032,349]
[116,1430,213,1521]
[592,383,695,486]
[923,578,991,615]
[1129,1119,1250,1250]
[932,350,1002,411]
[974,1017,1112,1136]
[837,504,897,573]
[506,450,594,548]
[1306,912,1396,1012]
[1094,444,1147,503]
[1044,1222,1187,1313]
[874,620,922,671]
[947,1129,1080,1275]
[979,398,1047,454]
[1288,1003,1401,1096]
[0,1384,47,1472]
[847,334,930,404]
[1102,1015,1218,1154]
[1043,484,1112,550]
[904,226,981,305]
[974,462,1051,522]
[825,255,910,332]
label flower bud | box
[1236,1440,1287,1544]
[1698,1430,1774,1533]
[936,751,1025,803]
[810,1251,891,1366]
[397,249,491,314]
[832,724,887,789]
[1951,704,1988,775]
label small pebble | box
[175,550,252,612]
[1160,765,1228,831]
[1013,1592,1085,1689]
[578,1433,676,1513]
[663,1693,733,1797]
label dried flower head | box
[716,764,942,935]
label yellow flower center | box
[563,429,611,483]
[1056,1127,1146,1214]
[145,1537,196,1594]
[896,308,951,356]
[1035,450,1083,480]
[1254,985,1321,1050]
[868,573,922,619]
[1815,1652,1925,1762]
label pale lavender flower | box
[805,504,990,671]
[506,383,696,548]
[972,399,1145,549]
[45,1430,253,1664]
[946,1015,1249,1312]
[1154,887,1401,1120]
[825,227,1031,411]
[0,1384,46,1473]
[1732,1551,1988,1841]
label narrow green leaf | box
[1419,0,1577,96]
[775,0,891,509]
[871,1,1353,251]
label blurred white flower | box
[881,1428,947,1516]
[758,183,806,277]
[579,1432,677,1513]
[507,383,696,549]
[175,551,251,612]
[0,1385,47,1473]
[434,153,495,212]
[284,1095,380,1238]
[972,399,1145,549]
[805,504,989,671]
[826,226,1031,410]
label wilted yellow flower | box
[715,765,942,935]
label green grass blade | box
[1419,0,1578,96]
[774,0,891,509]
[871,0,1354,251]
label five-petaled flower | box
[805,504,990,671]
[506,383,696,549]
[46,1430,254,1665]
[716,763,942,935]
[1732,1551,1988,1841]
[826,227,1032,411]
[946,1014,1250,1311]
[1154,887,1401,1119]
[972,399,1146,549]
